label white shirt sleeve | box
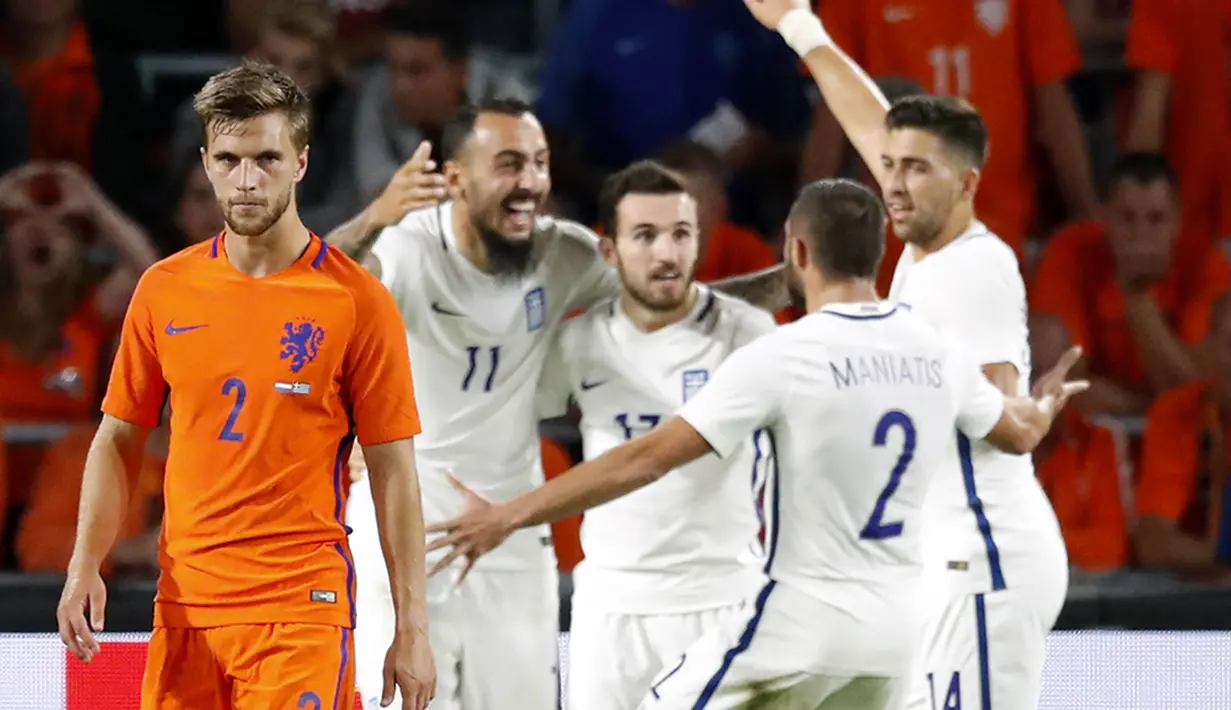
[935,242,1028,368]
[535,326,574,420]
[731,302,778,348]
[556,221,621,312]
[946,338,1006,441]
[676,337,784,458]
[369,225,419,325]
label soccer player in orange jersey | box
[55,62,437,710]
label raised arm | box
[707,263,791,311]
[966,346,1088,455]
[744,1,891,188]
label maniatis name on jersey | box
[830,353,944,390]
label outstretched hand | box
[425,475,515,584]
[1032,345,1089,415]
[369,141,449,229]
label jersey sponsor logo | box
[975,0,1007,35]
[309,589,337,603]
[280,319,326,373]
[525,286,546,331]
[579,378,607,391]
[682,368,709,402]
[431,301,465,317]
[165,320,207,335]
[274,381,312,395]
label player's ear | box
[960,166,981,201]
[598,234,617,267]
[294,145,309,184]
[787,232,808,271]
[443,160,465,203]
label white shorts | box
[568,602,744,710]
[638,581,912,710]
[348,482,560,710]
[905,579,1066,710]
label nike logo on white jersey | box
[431,301,465,317]
[580,379,607,391]
[883,6,914,22]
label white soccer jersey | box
[537,287,775,614]
[370,203,619,569]
[674,301,1006,673]
[888,222,1066,594]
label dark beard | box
[477,225,538,281]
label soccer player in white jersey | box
[425,178,1087,710]
[536,161,776,710]
[742,1,1071,708]
[324,97,791,710]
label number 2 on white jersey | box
[860,410,917,540]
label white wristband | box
[777,8,832,58]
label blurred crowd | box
[0,0,1229,592]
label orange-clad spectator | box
[803,0,1099,259]
[15,422,165,578]
[1123,0,1231,266]
[2,0,150,216]
[542,435,583,572]
[1031,153,1231,416]
[1029,311,1130,573]
[1132,293,1231,582]
[0,163,158,509]
[1065,0,1129,50]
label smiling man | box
[536,160,776,710]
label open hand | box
[425,475,514,583]
[370,141,449,229]
[1032,345,1089,414]
[743,0,811,30]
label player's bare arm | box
[364,437,437,710]
[984,346,1088,454]
[57,414,152,663]
[425,417,714,577]
[706,263,791,311]
[325,140,447,266]
[744,0,892,187]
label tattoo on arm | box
[324,210,382,261]
[708,264,789,311]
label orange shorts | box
[141,623,355,710]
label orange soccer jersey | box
[818,0,1082,256]
[102,232,421,630]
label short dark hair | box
[788,178,886,280]
[194,61,311,150]
[441,97,535,160]
[885,95,988,168]
[385,2,469,61]
[656,140,725,180]
[1105,151,1177,197]
[598,160,689,237]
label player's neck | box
[806,278,880,313]
[450,201,493,273]
[224,211,311,278]
[621,284,700,333]
[910,203,977,260]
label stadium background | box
[2,0,1231,707]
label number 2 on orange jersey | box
[219,377,247,442]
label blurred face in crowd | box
[252,28,327,97]
[1104,177,1178,284]
[6,0,75,29]
[201,112,305,237]
[606,191,700,313]
[880,128,977,248]
[4,212,82,291]
[1208,296,1231,407]
[447,111,550,279]
[386,34,467,129]
[177,162,225,244]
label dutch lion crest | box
[280,320,326,373]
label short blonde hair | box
[193,61,312,151]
